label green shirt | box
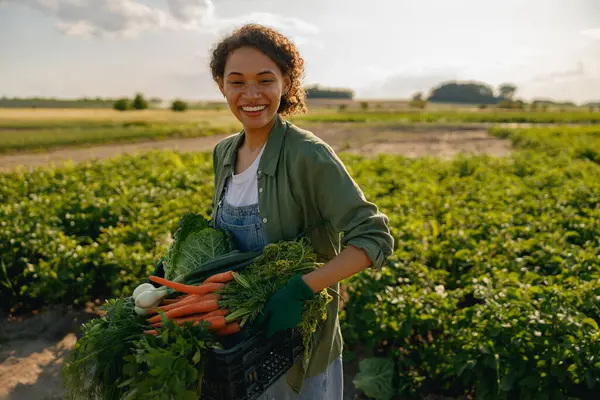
[210,114,394,393]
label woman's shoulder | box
[212,132,241,159]
[283,120,334,158]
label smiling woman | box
[201,24,394,400]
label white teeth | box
[242,105,267,112]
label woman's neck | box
[242,115,277,151]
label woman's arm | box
[302,245,371,292]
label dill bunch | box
[217,238,333,358]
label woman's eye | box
[260,80,273,84]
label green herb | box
[62,298,147,400]
[218,238,333,359]
[118,313,216,400]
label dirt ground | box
[0,123,511,172]
[0,124,509,399]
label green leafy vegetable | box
[163,213,233,280]
[119,313,216,399]
[353,357,395,400]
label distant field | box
[1,107,599,153]
[0,109,242,153]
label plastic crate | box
[200,326,305,400]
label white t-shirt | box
[224,145,265,207]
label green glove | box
[258,274,315,338]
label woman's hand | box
[257,274,315,337]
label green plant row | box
[1,129,599,398]
[292,110,600,124]
[490,126,600,164]
[341,151,600,400]
[0,151,215,312]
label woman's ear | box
[218,78,225,97]
[283,76,291,95]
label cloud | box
[166,0,213,23]
[2,0,169,37]
[581,28,600,40]
[531,61,585,83]
[1,0,320,42]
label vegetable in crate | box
[62,298,148,400]
[61,214,337,399]
[161,213,234,280]
[217,238,334,358]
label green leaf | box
[353,357,395,400]
[582,318,599,331]
[519,375,539,389]
[585,370,596,389]
[192,350,201,364]
[499,373,516,391]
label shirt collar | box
[222,114,287,177]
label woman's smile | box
[240,104,268,116]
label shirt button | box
[262,218,268,223]
[259,188,264,193]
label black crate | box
[200,326,305,400]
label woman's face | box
[219,46,290,132]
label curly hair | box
[209,24,307,116]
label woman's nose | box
[243,83,261,98]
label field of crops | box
[1,108,599,154]
[1,122,599,399]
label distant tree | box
[171,99,188,112]
[132,92,149,110]
[360,101,369,111]
[305,84,354,99]
[498,83,517,100]
[113,98,131,111]
[428,81,498,104]
[338,104,348,112]
[409,92,427,109]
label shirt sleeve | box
[307,143,394,269]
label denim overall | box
[214,178,344,400]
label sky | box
[0,0,599,103]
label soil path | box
[0,123,511,172]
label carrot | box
[151,309,229,328]
[146,299,219,324]
[148,276,225,295]
[147,293,218,315]
[144,329,158,335]
[204,270,234,284]
[161,298,181,305]
[215,322,241,336]
[201,315,227,331]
